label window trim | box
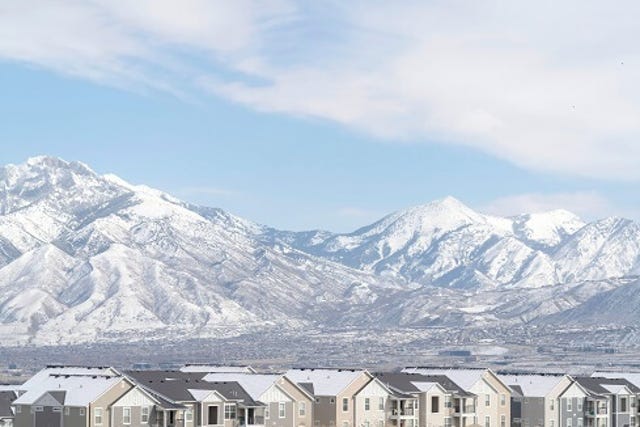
[365,398,370,411]
[186,408,194,422]
[279,402,286,418]
[299,401,306,417]
[122,407,131,425]
[95,407,104,425]
[141,406,150,423]
[342,398,349,412]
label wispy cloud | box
[3,1,640,180]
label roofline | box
[278,375,315,401]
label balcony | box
[390,408,417,418]
[585,407,608,417]
[453,405,476,415]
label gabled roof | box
[575,377,640,395]
[402,367,509,393]
[118,385,186,410]
[13,374,124,406]
[0,391,17,418]
[592,372,640,389]
[127,371,262,407]
[203,373,314,402]
[180,365,256,374]
[499,374,569,398]
[20,366,117,391]
[374,373,472,397]
[285,369,370,396]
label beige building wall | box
[422,388,453,427]
[546,377,574,427]
[337,374,373,427]
[354,379,389,427]
[277,376,315,427]
[89,378,133,427]
[469,373,510,427]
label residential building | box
[286,368,373,427]
[499,374,573,427]
[127,370,266,427]
[354,375,418,427]
[180,366,257,374]
[573,377,640,427]
[12,371,133,427]
[203,372,315,427]
[374,372,476,427]
[403,368,511,427]
[110,383,187,427]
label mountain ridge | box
[0,156,638,347]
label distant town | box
[1,363,639,427]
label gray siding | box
[560,397,585,427]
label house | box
[374,372,476,427]
[203,372,315,427]
[498,374,573,427]
[1,389,17,427]
[180,365,257,374]
[12,371,133,427]
[286,368,373,427]
[403,368,511,427]
[353,375,417,427]
[110,383,187,427]
[573,377,640,427]
[127,370,266,427]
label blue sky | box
[1,1,639,231]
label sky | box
[1,1,640,232]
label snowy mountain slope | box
[1,156,639,347]
[0,157,404,345]
[265,197,592,289]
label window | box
[486,395,491,407]
[299,402,306,417]
[343,422,349,427]
[365,398,370,411]
[330,398,336,404]
[95,408,104,425]
[378,398,384,411]
[186,409,193,422]
[342,398,349,412]
[365,422,370,427]
[577,418,583,427]
[265,408,270,419]
[567,419,572,427]
[501,394,506,406]
[225,404,237,420]
[279,402,286,418]
[142,407,150,423]
[445,418,452,427]
[550,421,554,427]
[577,400,583,411]
[314,421,320,427]
[445,396,452,408]
[80,408,86,416]
[567,399,572,412]
[432,396,440,413]
[316,398,320,403]
[630,417,636,427]
[122,407,130,425]
[501,415,506,427]
[16,406,21,413]
[34,406,43,413]
[53,407,62,412]
[621,398,628,413]
[64,407,70,415]
[551,401,555,411]
[485,416,490,427]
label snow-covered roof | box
[411,382,443,393]
[601,384,629,395]
[402,368,485,391]
[188,389,219,402]
[499,375,567,397]
[20,366,116,390]
[14,374,123,406]
[286,369,369,396]
[593,372,640,389]
[181,365,255,373]
[203,373,281,400]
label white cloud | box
[3,1,640,180]
[479,192,628,220]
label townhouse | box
[12,371,133,427]
[572,377,640,427]
[202,372,315,427]
[286,369,373,427]
[498,374,573,427]
[353,375,417,427]
[373,372,476,427]
[110,383,187,427]
[127,370,265,427]
[403,368,511,427]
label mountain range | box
[0,156,639,347]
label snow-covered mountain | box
[0,156,639,347]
